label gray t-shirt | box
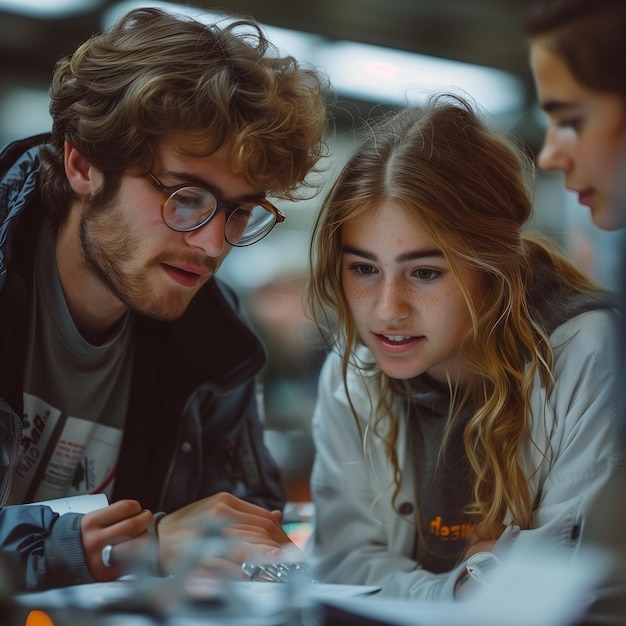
[8,220,135,504]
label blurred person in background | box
[305,94,624,623]
[0,7,327,591]
[526,3,626,619]
[526,0,626,232]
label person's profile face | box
[340,201,478,384]
[530,39,626,230]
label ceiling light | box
[103,0,523,116]
[315,40,524,115]
[0,0,102,18]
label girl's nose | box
[537,130,572,173]
[375,280,411,323]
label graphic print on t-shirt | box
[10,393,122,503]
[10,394,62,503]
[34,415,122,501]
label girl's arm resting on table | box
[520,311,625,556]
[459,312,626,606]
[307,351,461,601]
[309,478,464,601]
[456,312,625,601]
[308,312,625,602]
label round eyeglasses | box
[145,172,284,247]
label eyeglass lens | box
[164,187,276,246]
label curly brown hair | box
[39,7,329,225]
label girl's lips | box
[161,263,206,288]
[575,189,594,207]
[374,333,424,353]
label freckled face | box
[530,39,626,230]
[340,201,479,383]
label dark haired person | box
[526,1,626,621]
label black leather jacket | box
[0,135,285,590]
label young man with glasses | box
[0,7,327,591]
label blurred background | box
[1,0,622,504]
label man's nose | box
[183,209,228,257]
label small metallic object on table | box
[241,561,317,583]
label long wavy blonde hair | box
[306,94,605,539]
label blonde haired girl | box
[305,95,623,604]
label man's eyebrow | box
[342,245,444,262]
[164,170,264,203]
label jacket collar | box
[0,134,266,395]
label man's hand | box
[157,492,295,578]
[80,499,153,581]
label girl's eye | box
[349,263,376,276]
[415,268,440,280]
[556,117,582,131]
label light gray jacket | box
[308,309,626,610]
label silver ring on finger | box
[102,544,113,568]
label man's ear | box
[64,141,98,197]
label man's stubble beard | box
[78,195,194,321]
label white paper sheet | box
[24,492,109,515]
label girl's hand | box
[463,537,498,560]
[455,524,520,599]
